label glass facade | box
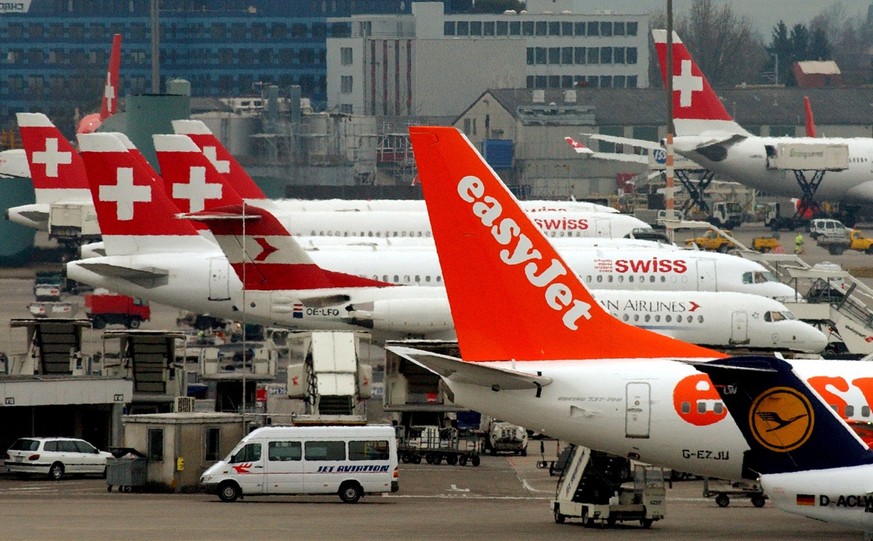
[0,0,419,133]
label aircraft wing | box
[682,131,748,150]
[582,133,662,151]
[387,346,552,391]
[9,209,49,223]
[73,261,169,281]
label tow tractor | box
[551,445,666,529]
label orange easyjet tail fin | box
[804,96,817,137]
[409,126,723,362]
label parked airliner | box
[386,125,873,482]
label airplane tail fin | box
[695,356,873,475]
[99,34,122,120]
[408,126,723,362]
[77,132,203,254]
[17,113,90,201]
[186,204,395,291]
[564,136,594,155]
[804,97,817,137]
[154,133,245,216]
[652,30,748,137]
[171,120,266,199]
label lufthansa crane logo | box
[749,386,814,452]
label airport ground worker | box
[794,232,805,254]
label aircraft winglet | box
[408,126,723,362]
[695,356,873,475]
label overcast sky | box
[566,1,872,38]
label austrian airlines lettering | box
[456,175,592,330]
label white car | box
[5,437,112,480]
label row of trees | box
[643,0,873,88]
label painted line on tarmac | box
[383,494,551,500]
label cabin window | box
[665,315,671,322]
[846,405,855,417]
[681,401,691,414]
[862,406,870,417]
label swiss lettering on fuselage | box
[532,217,589,230]
[456,175,591,330]
[594,258,688,274]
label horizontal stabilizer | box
[387,346,552,391]
[75,261,168,281]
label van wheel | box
[218,481,241,502]
[339,481,363,503]
[128,318,141,329]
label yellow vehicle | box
[751,236,781,253]
[685,230,735,253]
[816,229,873,255]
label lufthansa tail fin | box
[408,126,723,362]
[186,204,394,291]
[695,356,873,475]
[171,120,266,199]
[652,30,749,137]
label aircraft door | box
[695,260,717,292]
[593,218,610,238]
[208,258,231,301]
[625,382,651,438]
[731,311,749,345]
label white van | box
[200,425,399,503]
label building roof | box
[795,60,841,75]
[485,86,873,127]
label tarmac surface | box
[0,452,859,541]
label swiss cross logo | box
[172,165,222,212]
[32,137,72,177]
[99,167,152,220]
[673,59,703,108]
[202,145,230,174]
[103,71,115,112]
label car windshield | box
[8,438,39,451]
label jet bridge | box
[765,142,849,219]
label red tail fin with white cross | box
[408,126,723,362]
[172,120,266,199]
[77,132,207,255]
[652,30,748,137]
[17,113,90,203]
[77,34,122,134]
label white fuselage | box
[762,467,873,532]
[441,358,873,480]
[674,135,873,203]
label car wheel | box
[48,462,65,481]
[338,481,363,503]
[217,481,241,502]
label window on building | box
[291,24,306,38]
[238,49,254,65]
[535,47,546,65]
[600,21,612,36]
[549,21,560,35]
[614,75,626,88]
[341,47,353,65]
[627,21,638,35]
[627,75,638,88]
[526,75,535,88]
[548,75,560,88]
[147,429,163,462]
[258,49,273,64]
[341,75,353,93]
[575,22,586,36]
[131,23,146,40]
[561,47,573,64]
[535,21,547,35]
[562,22,573,36]
[522,21,534,36]
[312,23,326,38]
[614,21,626,35]
[509,21,520,35]
[457,21,469,36]
[278,48,294,65]
[470,21,482,36]
[251,23,266,39]
[68,24,84,40]
[626,47,637,64]
[574,47,586,64]
[444,21,455,35]
[614,47,625,64]
[561,75,574,88]
[600,47,612,64]
[600,75,612,88]
[587,48,599,64]
[28,24,44,39]
[496,21,507,35]
[526,47,534,65]
[548,47,560,64]
[535,75,547,88]
[587,21,599,36]
[340,103,353,114]
[205,428,220,461]
[484,21,495,36]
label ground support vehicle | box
[703,478,766,508]
[817,229,873,256]
[27,301,77,318]
[685,229,735,252]
[84,293,150,329]
[33,271,64,301]
[751,236,782,253]
[398,426,481,466]
[551,445,665,529]
[485,421,528,456]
